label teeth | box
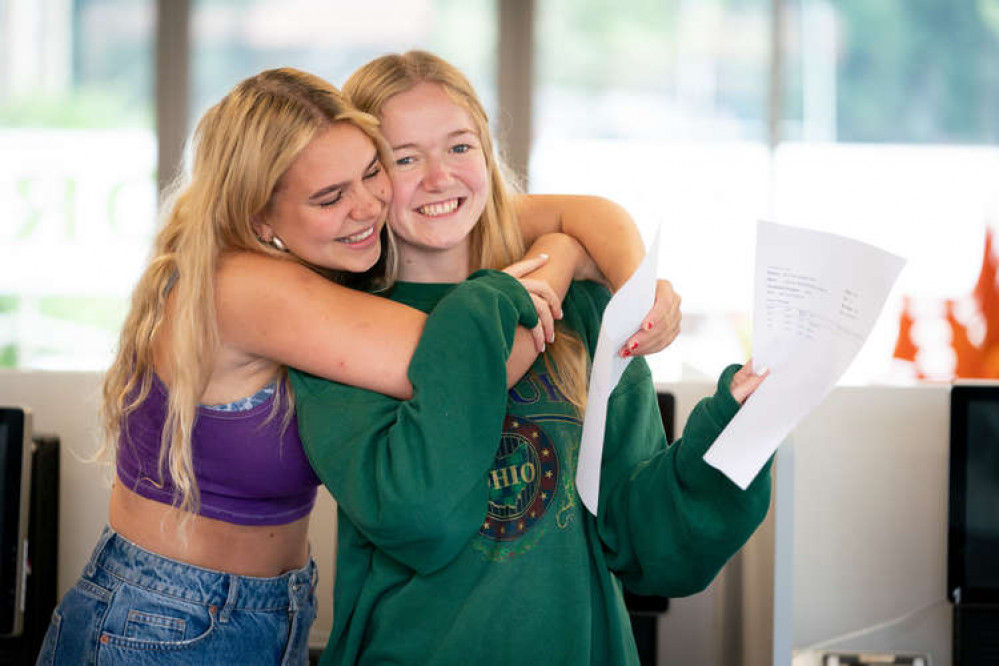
[417,198,460,217]
[338,226,375,244]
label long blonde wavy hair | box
[100,68,391,517]
[344,51,589,413]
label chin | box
[350,256,380,274]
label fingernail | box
[622,349,630,357]
[549,333,555,343]
[645,321,654,330]
[629,341,639,350]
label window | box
[775,0,999,382]
[190,0,498,120]
[531,0,999,383]
[5,0,996,384]
[0,0,156,369]
[532,0,773,381]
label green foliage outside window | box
[833,0,999,143]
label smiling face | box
[378,82,490,281]
[257,122,391,274]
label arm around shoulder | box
[215,251,425,399]
[515,193,645,290]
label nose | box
[423,156,453,191]
[350,178,388,220]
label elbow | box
[408,518,479,575]
[677,556,730,596]
[623,551,727,598]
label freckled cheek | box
[374,171,393,203]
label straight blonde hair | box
[100,68,391,518]
[344,51,589,413]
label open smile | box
[416,197,464,217]
[336,225,377,245]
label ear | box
[252,214,274,243]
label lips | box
[416,197,463,217]
[336,225,376,244]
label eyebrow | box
[307,153,380,202]
[390,129,477,152]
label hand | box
[503,254,563,353]
[729,359,770,405]
[620,279,682,357]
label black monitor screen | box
[0,407,30,637]
[0,421,7,550]
[948,384,999,604]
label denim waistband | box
[85,526,316,616]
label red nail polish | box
[622,349,630,357]
[630,341,639,350]
[645,321,654,330]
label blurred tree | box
[834,0,999,143]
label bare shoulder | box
[217,250,318,287]
[215,250,355,307]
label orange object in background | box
[892,296,918,363]
[893,227,999,380]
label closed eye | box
[317,192,343,208]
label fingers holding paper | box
[620,279,682,357]
[729,359,770,405]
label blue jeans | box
[36,526,317,665]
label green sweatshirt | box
[291,275,772,666]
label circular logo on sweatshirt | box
[479,415,559,542]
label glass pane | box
[0,0,157,369]
[783,0,999,144]
[191,0,497,122]
[533,0,773,381]
[780,0,999,383]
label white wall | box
[788,384,951,664]
[655,380,952,666]
[0,371,953,662]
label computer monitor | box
[947,383,999,605]
[0,406,31,638]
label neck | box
[396,242,472,283]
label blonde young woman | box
[37,68,679,665]
[290,51,773,666]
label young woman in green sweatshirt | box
[291,51,772,666]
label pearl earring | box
[271,235,288,252]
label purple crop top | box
[116,375,320,526]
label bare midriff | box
[109,481,311,578]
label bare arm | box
[516,194,644,290]
[516,194,682,356]
[217,252,425,400]
[216,251,559,400]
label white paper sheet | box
[577,229,660,515]
[703,220,906,489]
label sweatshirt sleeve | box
[595,363,774,597]
[290,270,538,575]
